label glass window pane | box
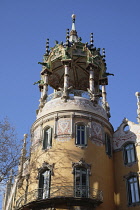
[76,125,86,146]
[130,183,135,203]
[81,130,85,145]
[77,129,80,144]
[39,170,50,199]
[127,150,131,163]
[82,173,87,186]
[130,148,135,162]
[134,182,140,202]
[124,144,136,164]
[128,177,140,205]
[75,168,88,198]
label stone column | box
[64,64,70,93]
[61,60,71,100]
[102,84,107,105]
[89,66,94,93]
[42,73,48,100]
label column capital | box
[61,59,72,66]
[86,63,95,70]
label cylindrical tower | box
[14,15,115,210]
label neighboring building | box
[3,15,140,210]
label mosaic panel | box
[56,118,71,141]
[90,121,103,146]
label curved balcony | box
[47,89,102,106]
[16,186,103,209]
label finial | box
[69,14,78,42]
[102,48,106,62]
[71,14,76,31]
[90,33,94,48]
[45,39,50,56]
[71,14,76,23]
[24,134,28,143]
[66,29,70,47]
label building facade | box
[3,15,140,210]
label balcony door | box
[75,168,89,197]
[39,170,51,199]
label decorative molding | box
[37,162,54,179]
[32,109,113,134]
[123,171,140,180]
[72,158,91,175]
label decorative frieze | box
[37,97,108,120]
[90,121,104,146]
[113,119,140,150]
[56,118,72,141]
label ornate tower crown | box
[36,15,114,119]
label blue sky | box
[0,1,140,138]
[0,0,140,207]
[0,0,140,139]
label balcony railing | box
[47,89,102,105]
[16,186,103,209]
[47,89,90,102]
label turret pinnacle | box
[69,14,78,42]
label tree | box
[0,118,21,184]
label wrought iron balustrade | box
[47,89,91,102]
[16,185,103,209]
[47,89,103,102]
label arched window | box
[127,176,140,205]
[38,169,51,199]
[75,124,87,146]
[123,143,136,165]
[105,133,112,157]
[43,127,52,149]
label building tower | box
[3,15,116,210]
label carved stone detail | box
[72,158,91,175]
[37,162,54,179]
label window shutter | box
[85,126,87,146]
[75,124,78,145]
[123,147,127,165]
[105,134,112,157]
[48,127,52,147]
[133,144,136,162]
[108,135,112,157]
[43,129,47,149]
[38,174,44,199]
[105,134,108,153]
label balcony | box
[16,186,103,209]
[47,89,102,105]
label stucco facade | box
[3,15,140,210]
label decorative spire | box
[71,14,76,30]
[66,29,70,47]
[19,134,28,176]
[102,48,106,61]
[90,33,94,48]
[44,39,50,56]
[69,14,78,42]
